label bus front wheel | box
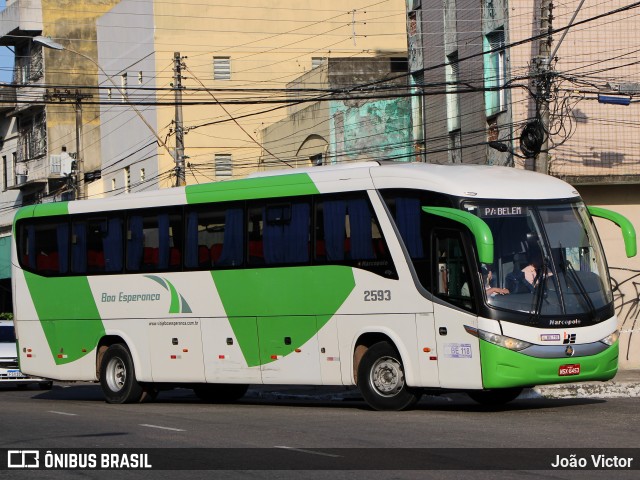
[357,341,421,411]
[100,344,144,404]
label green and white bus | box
[11,162,636,410]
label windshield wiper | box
[565,260,598,318]
[530,257,549,319]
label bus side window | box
[434,230,474,312]
[184,204,243,269]
[127,210,182,272]
[264,201,310,265]
[18,220,69,276]
[315,193,396,278]
[71,217,123,274]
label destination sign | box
[478,206,526,218]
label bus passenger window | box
[315,193,396,278]
[126,210,182,272]
[72,217,123,274]
[19,221,69,276]
[247,199,310,266]
[184,204,243,269]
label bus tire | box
[100,344,144,404]
[357,341,421,411]
[467,387,523,406]
[193,384,249,403]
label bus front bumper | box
[479,339,618,389]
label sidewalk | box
[533,369,640,399]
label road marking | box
[48,411,77,416]
[274,446,341,458]
[139,424,186,432]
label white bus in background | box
[11,162,636,410]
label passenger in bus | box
[483,265,509,296]
[522,250,544,287]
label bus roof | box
[15,162,580,221]
[255,162,580,201]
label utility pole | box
[173,52,186,187]
[45,88,92,200]
[533,0,553,174]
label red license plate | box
[559,364,581,376]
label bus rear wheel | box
[357,341,421,411]
[467,387,523,406]
[193,384,249,403]
[100,344,144,404]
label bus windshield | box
[466,202,613,317]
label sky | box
[0,0,14,83]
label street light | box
[33,35,178,198]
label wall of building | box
[415,0,510,165]
[96,0,159,196]
[148,0,408,185]
[508,1,640,177]
[578,184,640,369]
[40,0,122,188]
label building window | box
[124,166,131,193]
[215,154,232,177]
[446,51,460,133]
[2,156,7,191]
[14,42,43,84]
[121,73,128,102]
[213,57,231,80]
[18,110,47,162]
[111,178,116,191]
[485,28,507,117]
[448,130,462,164]
[140,168,145,183]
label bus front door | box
[431,230,483,389]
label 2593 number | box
[364,290,391,302]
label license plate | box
[558,364,580,376]
[7,370,25,378]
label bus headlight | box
[478,330,532,351]
[600,330,619,346]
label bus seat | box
[249,240,263,260]
[88,250,105,269]
[199,245,211,266]
[37,252,59,272]
[170,247,181,267]
[210,244,223,263]
[143,247,159,267]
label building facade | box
[259,57,412,169]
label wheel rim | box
[369,355,404,397]
[105,356,126,392]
